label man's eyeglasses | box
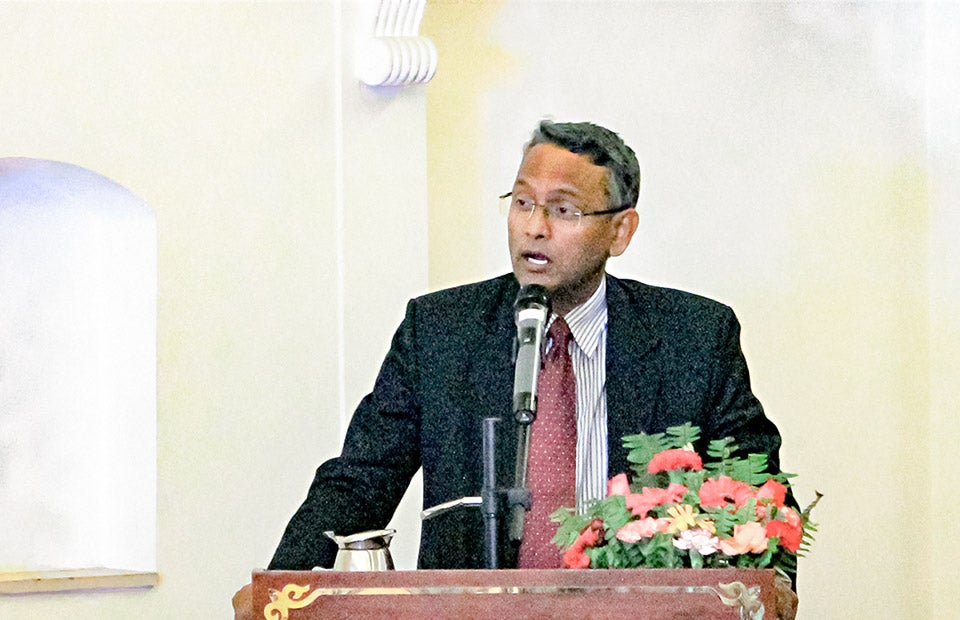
[499,192,629,227]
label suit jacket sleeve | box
[267,275,518,570]
[268,300,424,570]
[701,307,783,469]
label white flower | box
[672,528,720,556]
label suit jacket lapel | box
[465,276,521,486]
[605,275,661,477]
[457,274,665,481]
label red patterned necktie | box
[518,317,577,568]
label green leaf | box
[754,538,778,568]
[622,431,666,451]
[708,453,772,484]
[623,541,645,568]
[689,548,704,569]
[623,432,670,476]
[776,552,798,576]
[797,492,823,557]
[550,507,591,549]
[639,533,680,568]
[680,469,707,495]
[597,494,631,536]
[802,490,824,521]
[706,437,737,462]
[585,545,605,568]
[606,539,628,568]
[705,504,748,538]
[666,423,701,449]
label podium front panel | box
[252,568,776,619]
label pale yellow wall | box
[926,1,960,610]
[424,1,959,618]
[0,0,428,617]
[1,0,956,618]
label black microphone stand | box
[506,400,534,550]
[480,417,500,569]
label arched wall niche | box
[0,158,157,593]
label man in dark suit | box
[235,121,794,617]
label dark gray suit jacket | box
[269,274,783,570]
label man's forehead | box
[512,177,583,196]
[514,145,609,196]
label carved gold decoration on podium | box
[263,584,323,620]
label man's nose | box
[522,205,551,237]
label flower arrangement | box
[552,424,819,577]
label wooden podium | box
[252,568,776,619]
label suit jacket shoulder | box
[603,274,780,475]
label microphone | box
[509,284,550,545]
[512,284,550,422]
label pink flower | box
[766,519,802,553]
[647,448,703,474]
[615,517,671,543]
[698,476,753,509]
[672,528,720,555]
[607,473,631,496]
[756,479,788,507]
[562,519,603,569]
[780,506,802,528]
[624,483,689,517]
[718,521,769,555]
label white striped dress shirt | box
[545,278,609,511]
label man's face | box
[507,143,637,315]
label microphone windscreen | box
[513,284,550,315]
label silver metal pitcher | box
[325,529,396,571]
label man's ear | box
[609,209,639,257]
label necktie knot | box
[548,317,573,355]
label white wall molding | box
[357,0,437,87]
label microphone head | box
[513,284,550,317]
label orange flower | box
[647,448,703,474]
[756,479,788,507]
[766,519,802,552]
[718,521,769,555]
[624,483,688,517]
[562,519,603,569]
[698,476,753,508]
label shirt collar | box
[553,277,607,358]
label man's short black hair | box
[526,120,641,212]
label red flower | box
[647,448,703,474]
[756,479,788,507]
[562,542,592,569]
[698,476,753,508]
[624,483,688,517]
[766,519,802,552]
[562,519,603,569]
